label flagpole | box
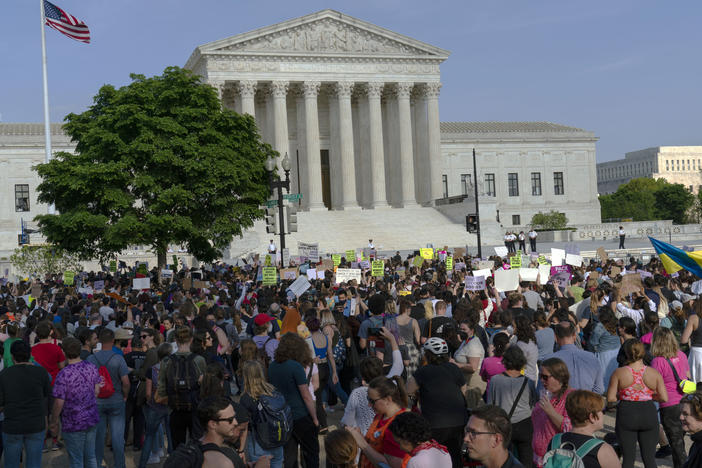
[39,0,55,215]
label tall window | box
[512,215,521,225]
[442,175,448,198]
[508,173,519,197]
[485,173,496,197]
[15,184,30,212]
[531,172,542,196]
[460,174,472,196]
[554,172,564,195]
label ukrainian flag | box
[648,237,702,277]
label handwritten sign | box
[345,250,355,261]
[420,248,434,260]
[494,246,508,257]
[336,268,362,284]
[597,247,608,262]
[372,260,385,277]
[298,242,319,263]
[282,248,290,268]
[63,271,75,286]
[477,260,494,270]
[306,269,318,280]
[620,274,643,296]
[510,256,522,269]
[262,267,277,285]
[264,255,272,267]
[537,255,549,265]
[465,275,486,291]
[132,278,150,290]
[288,276,311,297]
[446,256,454,270]
[332,254,342,266]
[455,262,466,271]
[281,268,298,280]
[454,247,466,258]
[472,268,492,280]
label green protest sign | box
[446,256,454,270]
[262,267,277,285]
[372,260,385,277]
[413,256,424,267]
[537,255,549,265]
[345,250,355,261]
[332,254,342,266]
[63,271,75,285]
[109,260,117,272]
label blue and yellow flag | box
[648,237,702,277]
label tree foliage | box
[10,245,83,278]
[34,67,275,267]
[599,177,694,223]
[530,210,569,230]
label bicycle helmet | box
[423,337,448,355]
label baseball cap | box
[254,314,275,326]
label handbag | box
[507,375,529,419]
[666,357,697,394]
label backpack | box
[332,330,347,368]
[256,337,273,370]
[543,433,603,468]
[95,353,116,399]
[251,390,293,449]
[165,354,200,410]
[162,440,222,468]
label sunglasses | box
[140,334,149,339]
[541,373,553,381]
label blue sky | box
[2,0,701,162]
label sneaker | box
[147,453,161,464]
[656,445,673,458]
[157,448,165,458]
[51,440,64,451]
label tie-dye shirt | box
[52,360,100,432]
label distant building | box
[597,146,702,194]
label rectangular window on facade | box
[485,173,496,197]
[460,174,472,196]
[442,175,448,198]
[512,214,520,225]
[554,172,564,195]
[508,173,519,197]
[15,184,30,212]
[531,172,542,196]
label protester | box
[464,405,524,468]
[547,320,604,393]
[680,393,702,468]
[197,396,249,468]
[324,429,358,468]
[138,342,173,468]
[388,412,451,467]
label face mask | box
[208,320,215,327]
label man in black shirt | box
[421,300,453,344]
[198,397,259,468]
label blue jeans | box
[63,425,98,468]
[95,400,126,468]
[2,430,44,468]
[246,432,284,468]
[139,406,169,468]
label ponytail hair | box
[368,375,408,408]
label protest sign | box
[288,276,312,297]
[454,247,466,258]
[446,256,454,270]
[63,271,75,286]
[298,242,319,263]
[372,260,385,277]
[281,268,297,280]
[264,255,272,266]
[550,265,571,276]
[195,280,210,289]
[31,284,42,298]
[182,277,192,289]
[93,280,105,291]
[471,268,492,279]
[589,271,600,280]
[282,248,290,268]
[478,260,494,270]
[465,275,486,291]
[133,278,150,290]
[610,266,622,276]
[537,255,549,265]
[332,254,342,266]
[396,267,406,278]
[454,262,466,271]
[77,287,93,295]
[692,280,702,295]
[321,259,334,270]
[639,270,653,280]
[360,260,371,269]
[510,256,522,269]
[345,250,355,261]
[336,268,362,284]
[420,248,434,260]
[412,256,424,267]
[495,269,519,292]
[109,260,117,272]
[619,274,643,296]
[552,272,571,288]
[551,248,565,266]
[538,264,551,284]
[494,246,508,257]
[160,270,172,280]
[262,267,277,286]
[306,269,318,280]
[519,268,539,282]
[597,247,609,262]
[565,254,583,267]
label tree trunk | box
[156,246,167,270]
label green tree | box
[599,177,694,223]
[530,210,568,229]
[10,245,83,279]
[34,67,274,268]
[654,183,695,223]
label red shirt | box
[31,342,65,385]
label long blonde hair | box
[242,360,275,399]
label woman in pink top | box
[479,332,509,389]
[650,327,689,468]
[530,358,573,467]
[607,340,668,468]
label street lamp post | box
[473,148,482,258]
[265,153,291,250]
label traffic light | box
[466,213,479,233]
[286,204,298,233]
[265,207,278,234]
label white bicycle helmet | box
[423,337,448,355]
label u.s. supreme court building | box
[0,10,601,257]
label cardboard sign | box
[262,267,277,286]
[372,260,385,277]
[281,268,298,280]
[620,274,643,296]
[472,268,492,279]
[132,278,150,290]
[420,248,434,260]
[538,264,551,285]
[109,260,117,272]
[298,242,319,263]
[597,247,609,262]
[183,277,192,289]
[494,246,508,257]
[321,259,334,270]
[63,271,75,286]
[345,250,355,261]
[31,284,42,298]
[589,271,600,280]
[565,254,583,267]
[336,268,362,284]
[446,256,454,270]
[551,248,565,267]
[610,266,622,276]
[93,280,105,291]
[194,280,208,289]
[510,256,522,269]
[288,276,312,297]
[412,256,424,268]
[495,269,519,292]
[332,254,342,266]
[518,268,539,282]
[465,275,486,291]
[478,260,494,270]
[454,247,466,258]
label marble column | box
[303,81,325,211]
[236,80,257,117]
[335,81,359,209]
[396,82,417,206]
[426,82,442,203]
[413,86,431,205]
[270,81,289,173]
[366,82,388,208]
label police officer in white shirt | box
[268,239,277,254]
[618,226,626,249]
[528,229,538,253]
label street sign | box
[265,200,277,208]
[283,193,303,201]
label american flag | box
[43,1,90,44]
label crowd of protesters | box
[3,245,702,468]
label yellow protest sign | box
[412,256,424,267]
[420,248,434,260]
[63,271,75,286]
[332,254,342,266]
[345,250,355,261]
[262,267,277,285]
[264,255,272,266]
[446,256,454,270]
[537,255,548,265]
[372,260,385,277]
[510,256,522,269]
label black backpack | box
[165,354,200,411]
[162,440,223,468]
[251,390,293,449]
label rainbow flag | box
[648,237,702,277]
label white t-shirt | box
[406,447,452,468]
[268,243,276,252]
[619,229,625,236]
[454,337,485,391]
[529,230,537,239]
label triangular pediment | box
[191,10,449,60]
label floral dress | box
[531,388,573,467]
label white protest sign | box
[472,268,492,279]
[282,248,290,268]
[551,248,565,267]
[538,264,551,285]
[132,278,150,290]
[494,246,509,257]
[306,269,318,280]
[518,268,539,282]
[288,276,312,298]
[494,269,520,292]
[160,269,173,279]
[465,275,486,291]
[478,260,495,270]
[692,280,702,295]
[77,287,94,295]
[301,242,320,263]
[335,268,361,284]
[565,254,583,267]
[93,280,105,291]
